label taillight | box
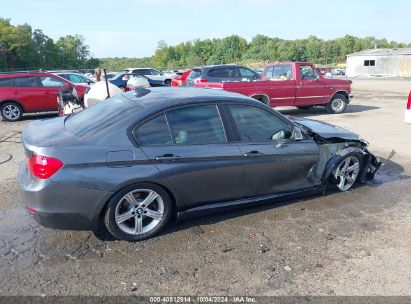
[26,207,37,214]
[196,79,208,83]
[27,154,64,179]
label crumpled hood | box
[288,116,363,142]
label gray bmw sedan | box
[19,88,381,241]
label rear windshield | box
[188,69,202,79]
[264,64,293,80]
[65,94,142,137]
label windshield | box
[65,94,143,137]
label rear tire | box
[1,102,23,122]
[326,94,347,114]
[104,183,173,241]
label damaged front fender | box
[305,136,382,189]
[321,144,381,186]
[291,117,383,189]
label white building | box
[346,48,411,77]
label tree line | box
[0,18,100,71]
[1,18,410,72]
[101,34,411,71]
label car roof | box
[125,67,156,70]
[0,73,65,79]
[191,64,244,70]
[265,62,314,66]
[54,72,83,75]
[122,87,258,110]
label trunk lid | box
[22,116,78,152]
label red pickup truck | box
[189,62,352,114]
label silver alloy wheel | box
[115,189,164,235]
[333,156,361,191]
[331,98,344,112]
[2,104,20,120]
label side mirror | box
[86,80,91,85]
[293,126,304,140]
[271,129,293,140]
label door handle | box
[276,142,288,149]
[155,154,180,161]
[244,151,264,158]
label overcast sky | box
[3,0,411,58]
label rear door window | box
[134,114,172,146]
[58,74,68,80]
[13,76,39,87]
[207,67,238,80]
[39,76,65,88]
[0,78,12,87]
[239,68,257,81]
[166,105,226,145]
[134,69,149,76]
[68,74,86,83]
[149,69,161,76]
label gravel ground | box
[0,79,410,296]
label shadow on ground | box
[20,112,58,121]
[94,158,407,242]
[279,104,380,118]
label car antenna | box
[103,69,111,99]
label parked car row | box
[0,62,352,121]
[0,73,88,121]
[186,62,353,114]
[318,67,346,76]
[123,68,173,86]
[109,73,166,89]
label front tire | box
[164,79,171,86]
[326,94,348,114]
[104,183,173,241]
[1,102,23,121]
[331,152,363,191]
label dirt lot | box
[0,79,410,296]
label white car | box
[123,68,172,86]
[162,70,178,78]
[54,72,95,86]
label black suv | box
[185,65,260,86]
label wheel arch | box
[329,91,349,103]
[0,99,25,111]
[321,146,366,186]
[97,180,179,225]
